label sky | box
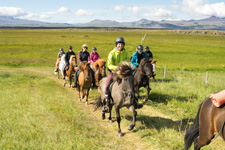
[0,0,225,24]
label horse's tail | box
[184,102,203,150]
[94,96,103,111]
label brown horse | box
[184,96,225,150]
[134,58,154,103]
[93,59,106,89]
[63,55,77,87]
[77,61,93,105]
[95,62,137,137]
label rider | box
[102,37,143,113]
[145,46,156,75]
[90,47,101,68]
[63,46,76,79]
[131,45,148,69]
[54,48,65,73]
[144,46,153,60]
[72,44,97,88]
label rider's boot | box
[54,68,58,72]
[72,75,78,88]
[102,94,110,113]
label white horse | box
[57,54,66,79]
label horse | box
[77,61,93,105]
[63,55,77,87]
[184,96,225,150]
[93,59,106,89]
[95,62,137,137]
[134,58,154,103]
[57,54,66,79]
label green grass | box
[0,29,225,150]
[0,71,125,150]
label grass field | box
[0,28,225,150]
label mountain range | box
[1,16,225,30]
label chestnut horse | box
[185,96,225,150]
[93,59,106,89]
[63,55,77,87]
[77,61,93,105]
[134,58,154,103]
[95,62,137,137]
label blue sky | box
[1,0,225,24]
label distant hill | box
[0,16,73,27]
[0,15,225,30]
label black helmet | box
[115,37,125,46]
[137,45,143,51]
[60,48,63,51]
[92,47,97,51]
[145,46,149,50]
[68,46,72,49]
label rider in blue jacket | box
[131,45,148,69]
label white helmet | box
[82,44,88,49]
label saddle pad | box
[210,90,225,107]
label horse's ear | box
[79,64,84,71]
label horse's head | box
[113,62,135,102]
[79,61,91,81]
[69,55,77,67]
[139,58,153,78]
[94,59,106,77]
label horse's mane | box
[93,59,106,71]
[69,55,76,64]
[139,58,149,66]
[113,62,133,83]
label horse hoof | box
[109,120,113,123]
[86,102,88,105]
[63,84,65,87]
[128,125,134,131]
[79,99,81,102]
[118,133,123,137]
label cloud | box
[127,6,142,14]
[114,5,126,12]
[75,9,93,16]
[57,7,70,13]
[0,7,27,17]
[142,8,174,20]
[181,0,225,17]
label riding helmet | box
[92,47,97,51]
[137,45,143,51]
[68,46,72,49]
[82,44,88,49]
[115,37,125,46]
[145,46,149,50]
[60,48,63,51]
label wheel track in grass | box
[7,67,181,150]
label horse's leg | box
[58,70,59,79]
[63,73,66,87]
[144,84,150,103]
[68,75,71,88]
[127,105,137,131]
[115,107,123,137]
[85,89,90,105]
[108,104,113,123]
[136,86,140,100]
[78,86,81,102]
[194,119,214,150]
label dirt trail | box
[18,67,178,150]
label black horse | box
[134,58,154,103]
